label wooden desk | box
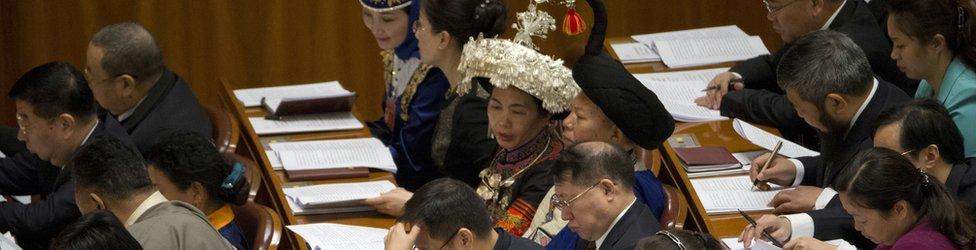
[604,36,737,74]
[656,120,780,237]
[217,79,397,250]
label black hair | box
[51,210,142,250]
[90,22,164,80]
[636,230,723,250]
[399,178,493,241]
[888,0,976,70]
[875,99,966,164]
[8,61,96,121]
[71,136,153,203]
[146,130,249,206]
[834,147,976,248]
[551,142,636,190]
[777,30,874,105]
[421,0,507,47]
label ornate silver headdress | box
[457,37,579,113]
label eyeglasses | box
[438,228,461,250]
[15,113,29,134]
[412,20,426,33]
[763,0,800,14]
[656,230,687,250]
[900,149,915,156]
[551,183,600,211]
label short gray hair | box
[776,30,873,105]
[90,22,164,81]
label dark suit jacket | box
[493,228,543,250]
[722,0,916,147]
[575,201,661,250]
[947,158,976,212]
[0,114,134,250]
[789,81,909,249]
[797,81,910,187]
[121,68,211,154]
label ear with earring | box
[488,126,495,139]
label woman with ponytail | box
[786,147,976,249]
[365,0,508,218]
[146,131,251,250]
[887,0,976,158]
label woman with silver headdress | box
[457,38,580,237]
[359,0,451,191]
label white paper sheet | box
[610,42,660,63]
[638,79,728,122]
[633,67,730,82]
[284,180,395,207]
[721,237,848,250]
[271,138,396,173]
[656,36,770,68]
[266,150,283,170]
[0,232,20,250]
[286,223,387,250]
[690,175,786,214]
[233,81,347,107]
[732,119,820,158]
[631,25,749,46]
[249,112,363,135]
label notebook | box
[674,147,740,173]
[286,223,387,250]
[262,92,356,117]
[690,175,786,214]
[732,119,820,158]
[686,150,765,178]
[249,112,364,135]
[233,81,349,107]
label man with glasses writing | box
[1,62,134,249]
[695,0,914,149]
[549,142,660,250]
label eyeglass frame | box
[551,182,601,211]
[656,230,687,250]
[763,0,800,14]
[15,112,56,136]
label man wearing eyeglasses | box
[695,0,915,149]
[549,142,659,250]
[384,178,542,250]
[1,61,134,249]
[85,22,211,154]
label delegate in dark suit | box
[574,202,660,250]
[947,158,976,212]
[721,0,916,147]
[0,114,134,250]
[786,80,910,249]
[119,68,211,154]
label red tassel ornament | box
[562,6,586,35]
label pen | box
[700,78,745,92]
[738,209,784,248]
[753,141,783,189]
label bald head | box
[90,22,164,81]
[552,141,636,191]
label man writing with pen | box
[737,30,909,249]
